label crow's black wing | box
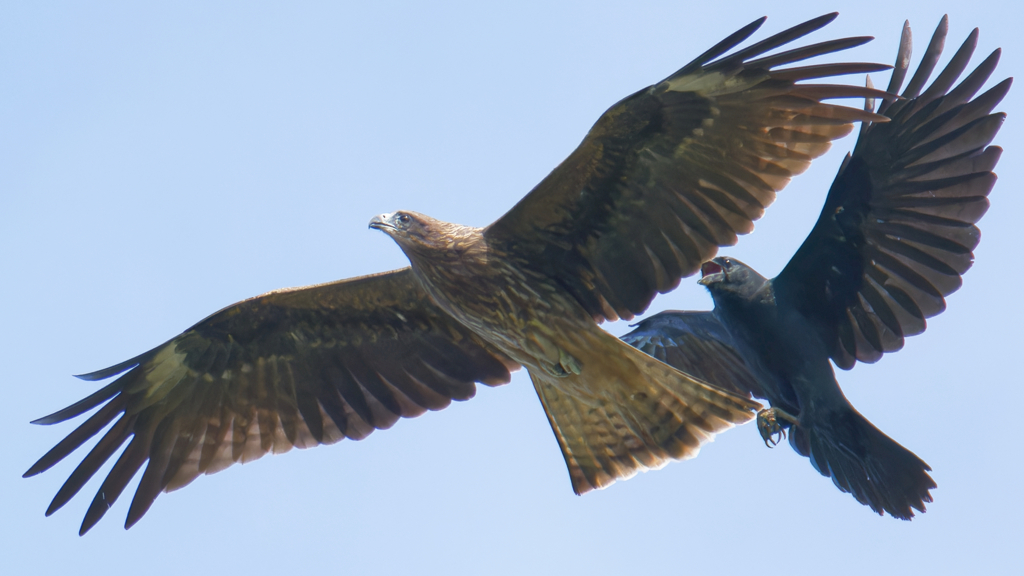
[621,310,765,399]
[774,18,1009,369]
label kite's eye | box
[396,213,411,226]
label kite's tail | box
[788,405,935,519]
[530,328,760,494]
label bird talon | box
[757,408,797,448]
[762,426,786,447]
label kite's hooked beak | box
[697,260,724,286]
[369,214,395,232]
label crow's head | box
[697,256,767,300]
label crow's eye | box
[396,213,411,226]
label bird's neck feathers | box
[396,217,485,266]
[708,273,772,312]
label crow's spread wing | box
[620,311,764,399]
[774,18,1009,369]
[486,13,890,322]
[26,268,518,534]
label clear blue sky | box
[2,1,1020,574]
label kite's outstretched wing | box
[486,13,890,322]
[620,311,764,399]
[25,268,518,534]
[774,17,1010,369]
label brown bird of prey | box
[623,17,1008,519]
[26,13,890,534]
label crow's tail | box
[789,406,935,519]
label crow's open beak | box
[698,260,724,286]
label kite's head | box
[697,256,766,300]
[369,210,431,245]
[370,211,416,234]
[370,211,476,260]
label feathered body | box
[701,256,936,519]
[373,211,761,492]
[395,215,594,368]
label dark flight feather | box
[621,311,764,400]
[485,13,890,322]
[775,18,1008,368]
[27,269,517,533]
